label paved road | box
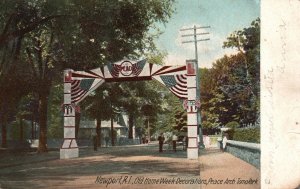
[0,143,260,189]
[0,143,200,189]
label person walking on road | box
[158,133,165,152]
[172,133,178,152]
[105,135,109,148]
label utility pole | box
[181,25,210,149]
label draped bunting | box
[69,59,188,104]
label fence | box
[222,140,260,168]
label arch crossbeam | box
[70,59,188,104]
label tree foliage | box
[200,18,260,128]
[0,0,175,150]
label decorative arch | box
[61,58,199,159]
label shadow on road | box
[0,143,200,189]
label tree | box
[120,80,164,139]
[0,1,36,147]
[0,47,32,148]
[222,18,260,125]
[0,0,68,151]
[200,18,260,128]
[223,18,260,104]
[0,0,67,47]
[223,18,260,81]
[150,83,186,135]
[81,84,113,147]
[120,82,146,139]
[48,84,63,139]
[0,0,175,151]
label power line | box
[180,25,210,62]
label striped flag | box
[71,79,95,104]
[160,74,187,99]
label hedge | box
[232,127,260,143]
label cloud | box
[163,53,186,66]
[164,49,237,69]
[157,22,239,68]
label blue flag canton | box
[107,63,115,75]
[79,79,94,91]
[160,75,176,88]
[136,59,146,70]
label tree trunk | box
[34,122,37,139]
[0,82,10,148]
[20,117,23,142]
[128,114,134,139]
[96,117,102,147]
[1,113,7,148]
[37,92,49,153]
[111,116,115,146]
[31,118,34,139]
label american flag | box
[160,74,187,99]
[71,79,95,104]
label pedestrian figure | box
[184,136,188,151]
[172,133,178,152]
[222,133,229,152]
[158,133,165,152]
[105,135,109,147]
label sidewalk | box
[199,148,260,189]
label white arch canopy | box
[61,58,200,159]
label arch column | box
[186,60,199,159]
[60,69,79,159]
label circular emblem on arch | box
[120,61,133,76]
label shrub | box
[225,121,239,129]
[233,127,260,143]
[223,121,239,140]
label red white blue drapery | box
[69,58,188,104]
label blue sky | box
[154,0,260,68]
